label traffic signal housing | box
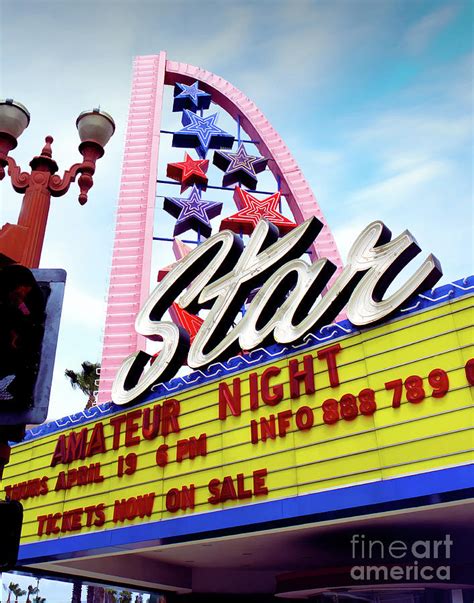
[0,499,23,570]
[0,262,65,570]
[0,263,66,435]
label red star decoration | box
[167,152,209,192]
[156,259,203,344]
[220,187,297,235]
[169,304,203,344]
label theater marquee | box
[3,281,473,547]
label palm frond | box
[64,362,101,402]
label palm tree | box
[64,361,100,409]
[7,583,19,603]
[64,363,99,603]
[87,585,105,603]
[104,589,117,603]
[26,585,39,603]
[13,586,27,602]
[6,583,26,603]
[32,597,46,603]
[118,592,132,603]
[65,363,104,603]
[71,582,82,603]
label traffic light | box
[0,499,23,570]
[0,260,66,435]
[0,263,45,415]
[0,262,65,569]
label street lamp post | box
[0,99,115,268]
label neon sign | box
[112,217,441,406]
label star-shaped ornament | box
[166,153,209,192]
[169,304,204,344]
[164,185,223,238]
[157,257,204,345]
[213,143,268,190]
[156,239,191,281]
[172,110,234,159]
[0,374,15,401]
[220,187,297,236]
[173,82,212,113]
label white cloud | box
[319,48,472,285]
[215,0,398,111]
[403,4,459,54]
[349,110,472,173]
[348,159,451,208]
[172,5,254,72]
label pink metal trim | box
[99,53,344,404]
[98,53,166,404]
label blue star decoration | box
[213,143,268,190]
[163,185,223,238]
[173,82,212,113]
[172,110,234,159]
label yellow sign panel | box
[3,294,473,544]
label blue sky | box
[0,0,472,425]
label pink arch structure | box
[98,52,343,404]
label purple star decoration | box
[173,82,212,113]
[172,110,234,159]
[163,185,223,238]
[213,143,268,189]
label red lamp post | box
[0,99,115,268]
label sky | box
[0,0,472,426]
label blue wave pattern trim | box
[24,275,473,443]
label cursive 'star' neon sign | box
[112,217,442,406]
